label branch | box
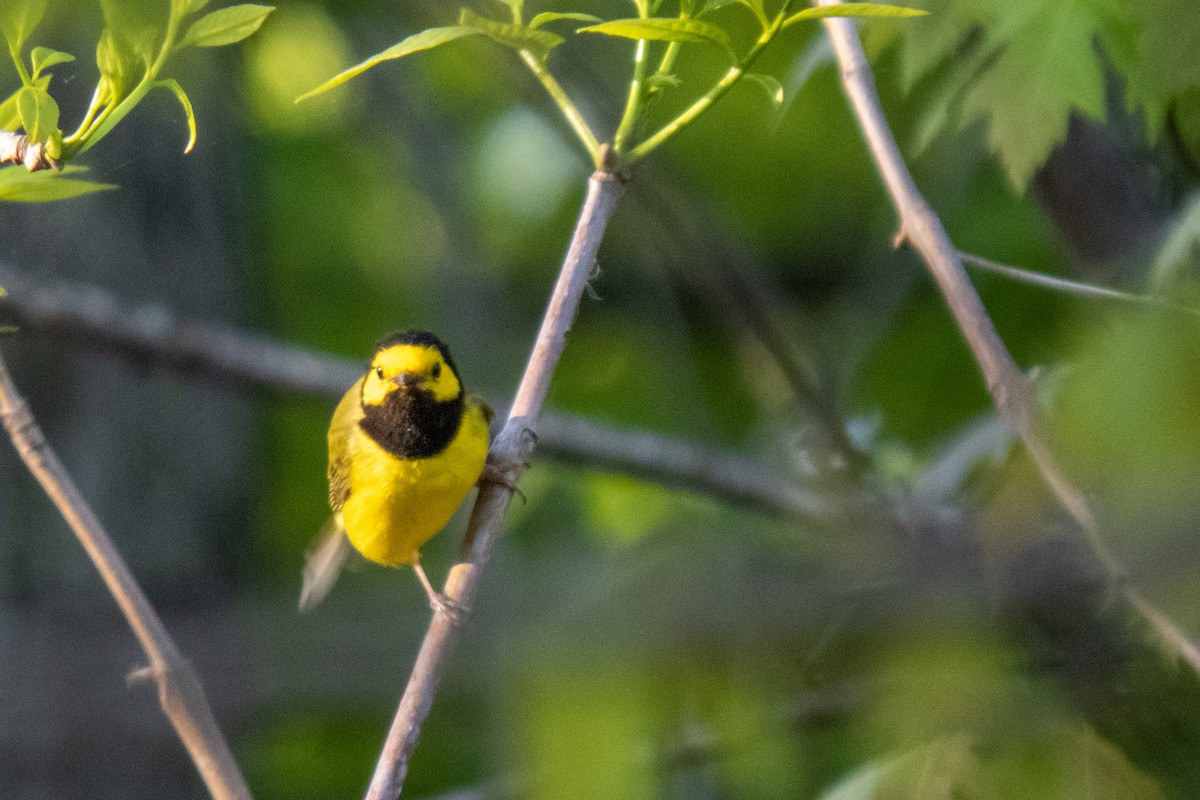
[0,353,251,800]
[0,130,62,171]
[814,0,1200,671]
[0,263,834,522]
[363,166,627,800]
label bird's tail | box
[299,514,355,611]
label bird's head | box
[361,330,463,408]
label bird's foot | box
[479,461,526,504]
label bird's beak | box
[393,371,423,388]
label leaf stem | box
[613,38,649,154]
[627,8,788,163]
[8,42,32,86]
[518,49,603,167]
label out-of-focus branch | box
[363,167,627,800]
[814,1,1200,671]
[0,353,251,800]
[0,264,835,522]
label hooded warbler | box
[300,330,491,610]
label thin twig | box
[815,0,1200,671]
[363,167,628,800]
[0,264,834,522]
[959,250,1200,318]
[0,353,252,800]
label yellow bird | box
[300,330,491,610]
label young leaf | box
[177,3,274,49]
[458,8,564,61]
[100,0,168,63]
[0,91,21,131]
[296,26,480,103]
[0,0,49,51]
[173,0,210,18]
[30,47,75,78]
[154,79,197,152]
[783,3,928,27]
[16,86,59,143]
[0,164,116,202]
[96,28,133,98]
[743,72,784,106]
[578,18,733,56]
[701,0,769,29]
[528,12,602,30]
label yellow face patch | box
[361,343,462,406]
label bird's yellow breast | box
[340,400,490,566]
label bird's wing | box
[327,376,364,513]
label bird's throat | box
[359,388,463,459]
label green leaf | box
[458,8,564,61]
[961,2,1107,190]
[492,0,524,22]
[0,164,116,202]
[743,72,784,107]
[0,91,21,131]
[154,78,197,153]
[100,0,167,63]
[784,3,928,27]
[16,86,58,143]
[175,0,210,17]
[0,0,48,51]
[95,27,133,98]
[701,0,769,29]
[30,46,75,78]
[177,3,274,48]
[528,12,602,30]
[578,18,733,56]
[295,26,481,103]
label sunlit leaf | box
[0,91,21,132]
[528,12,602,30]
[178,3,273,48]
[578,17,733,56]
[784,3,928,27]
[173,0,210,17]
[295,26,480,103]
[458,8,564,61]
[701,0,769,28]
[100,0,167,63]
[96,27,134,98]
[743,72,784,106]
[16,86,58,143]
[0,164,116,202]
[0,0,49,51]
[30,46,75,77]
[154,78,197,153]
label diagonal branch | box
[0,353,252,800]
[814,0,1200,671]
[363,166,628,800]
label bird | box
[300,330,492,611]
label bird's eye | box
[374,366,384,380]
[431,362,442,379]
